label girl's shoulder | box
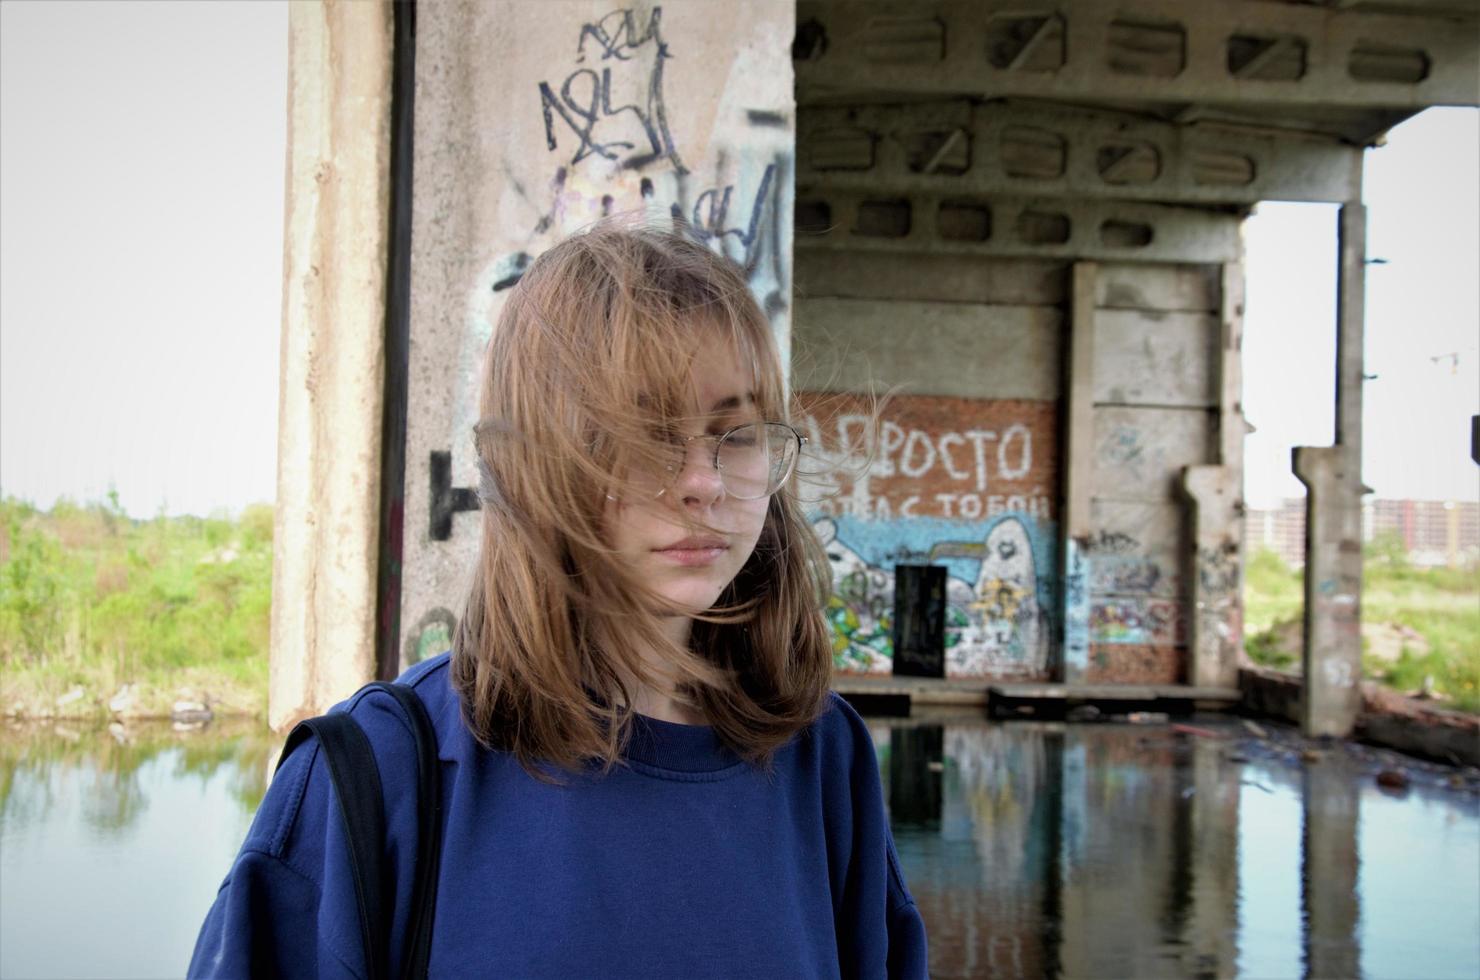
[336,651,474,782]
[238,654,461,860]
[805,689,880,761]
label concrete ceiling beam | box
[798,100,1364,205]
[796,0,1480,144]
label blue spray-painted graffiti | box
[815,514,1056,678]
[1063,538,1090,672]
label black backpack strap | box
[279,712,390,980]
[276,680,444,980]
[362,681,444,980]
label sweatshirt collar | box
[622,712,741,773]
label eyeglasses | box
[647,421,806,500]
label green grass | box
[1243,534,1480,714]
[0,495,273,718]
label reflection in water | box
[877,714,1480,980]
[0,719,274,834]
[1,715,1476,979]
[0,720,275,980]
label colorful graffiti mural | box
[799,393,1058,678]
[815,514,1055,678]
[1087,598,1184,646]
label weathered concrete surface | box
[1358,688,1480,769]
[1061,263,1097,683]
[1182,467,1241,688]
[797,99,1364,206]
[1081,246,1233,686]
[1091,310,1218,408]
[400,1,796,671]
[1181,264,1247,690]
[796,0,1480,143]
[796,253,1066,306]
[269,1,393,730]
[792,298,1061,400]
[1294,203,1368,738]
[1094,408,1215,500]
[1238,666,1479,767]
[795,191,1242,264]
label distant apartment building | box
[1246,498,1480,568]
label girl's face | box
[606,341,770,618]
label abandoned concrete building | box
[267,1,1480,742]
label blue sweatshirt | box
[190,653,928,978]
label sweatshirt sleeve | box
[187,737,368,979]
[884,844,929,980]
[825,694,930,980]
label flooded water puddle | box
[1,714,1475,978]
[873,712,1480,979]
[0,720,275,979]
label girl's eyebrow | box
[708,393,755,413]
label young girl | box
[191,224,928,978]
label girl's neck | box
[626,615,709,726]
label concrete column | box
[1293,204,1367,738]
[1301,762,1362,979]
[1182,263,1247,689]
[1060,262,1097,683]
[269,2,394,730]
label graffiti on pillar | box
[539,6,686,174]
[799,392,1057,678]
[1087,598,1184,645]
[488,145,789,322]
[475,2,794,326]
[1063,539,1089,671]
[673,156,789,321]
[403,606,457,666]
[1196,542,1240,594]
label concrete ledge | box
[1238,666,1304,723]
[988,682,1240,719]
[1358,685,1480,768]
[1239,666,1480,767]
[831,675,989,707]
[990,683,1241,703]
[829,676,1245,713]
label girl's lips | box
[654,538,729,566]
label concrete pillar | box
[1293,204,1367,738]
[1060,262,1097,683]
[1301,762,1362,979]
[1182,263,1247,689]
[269,2,394,730]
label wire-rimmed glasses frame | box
[649,421,807,501]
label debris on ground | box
[1376,769,1411,791]
[1171,723,1223,739]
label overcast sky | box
[1,1,1476,518]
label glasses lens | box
[717,423,798,499]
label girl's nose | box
[670,440,725,505]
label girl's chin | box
[652,583,728,617]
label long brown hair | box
[452,221,834,776]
